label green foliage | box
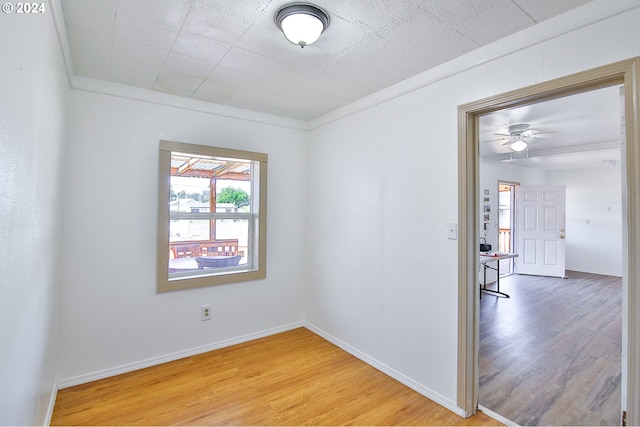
[217,187,250,208]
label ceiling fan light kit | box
[510,139,528,152]
[275,3,329,48]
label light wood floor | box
[479,271,622,426]
[52,327,500,426]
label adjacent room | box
[2,0,640,425]
[477,86,624,425]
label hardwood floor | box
[52,328,500,426]
[479,271,622,426]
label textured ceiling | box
[61,0,593,121]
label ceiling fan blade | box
[525,129,555,138]
[485,133,513,142]
[532,131,555,137]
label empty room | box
[2,0,640,425]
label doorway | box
[456,58,640,426]
[478,88,622,423]
[498,182,516,275]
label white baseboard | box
[55,321,467,421]
[566,267,622,277]
[304,322,466,418]
[56,321,304,389]
[44,382,58,426]
[478,405,519,426]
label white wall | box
[306,4,640,409]
[0,9,68,426]
[57,91,308,384]
[547,166,623,276]
[479,160,623,280]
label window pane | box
[168,219,249,274]
[214,219,249,266]
[216,180,252,213]
[170,176,211,213]
[170,219,211,242]
[499,190,511,229]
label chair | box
[172,243,200,258]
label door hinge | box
[622,410,627,426]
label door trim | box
[457,57,640,424]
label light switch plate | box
[447,223,458,240]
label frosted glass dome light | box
[275,4,329,48]
[510,139,528,152]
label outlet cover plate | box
[201,305,212,321]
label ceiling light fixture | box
[275,3,329,48]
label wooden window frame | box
[157,140,267,292]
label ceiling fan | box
[486,123,553,152]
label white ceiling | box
[61,0,593,121]
[479,85,624,171]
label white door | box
[516,185,566,277]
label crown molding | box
[69,74,309,130]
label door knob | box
[560,235,566,239]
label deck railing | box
[498,228,511,253]
[498,228,513,275]
[170,239,242,259]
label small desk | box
[479,253,518,298]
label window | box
[157,141,267,292]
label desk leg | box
[480,259,510,298]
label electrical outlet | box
[201,305,212,321]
